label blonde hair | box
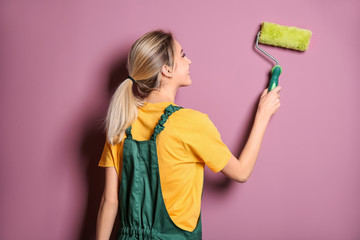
[104,30,176,145]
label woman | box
[96,30,281,240]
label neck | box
[144,85,178,103]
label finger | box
[274,86,282,93]
[261,88,268,97]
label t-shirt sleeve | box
[98,137,124,171]
[180,112,232,173]
[98,140,115,167]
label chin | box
[187,75,192,83]
[184,78,192,86]
[178,76,192,87]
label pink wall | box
[1,0,359,239]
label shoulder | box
[173,107,210,125]
[105,135,126,153]
[170,107,218,135]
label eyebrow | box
[180,49,183,54]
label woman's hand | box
[256,86,282,120]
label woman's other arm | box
[221,86,281,183]
[96,167,119,240]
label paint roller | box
[255,22,312,92]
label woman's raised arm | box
[221,86,281,182]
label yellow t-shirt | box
[98,101,232,231]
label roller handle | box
[268,65,282,92]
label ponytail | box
[104,77,144,145]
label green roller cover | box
[259,22,312,51]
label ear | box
[161,64,173,78]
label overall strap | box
[150,104,183,141]
[124,104,183,141]
[125,125,133,139]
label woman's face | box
[170,39,192,87]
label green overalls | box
[118,104,203,240]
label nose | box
[187,56,192,64]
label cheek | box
[181,63,188,74]
[175,60,188,77]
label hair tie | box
[128,75,136,84]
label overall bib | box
[118,104,203,240]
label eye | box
[182,53,186,57]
